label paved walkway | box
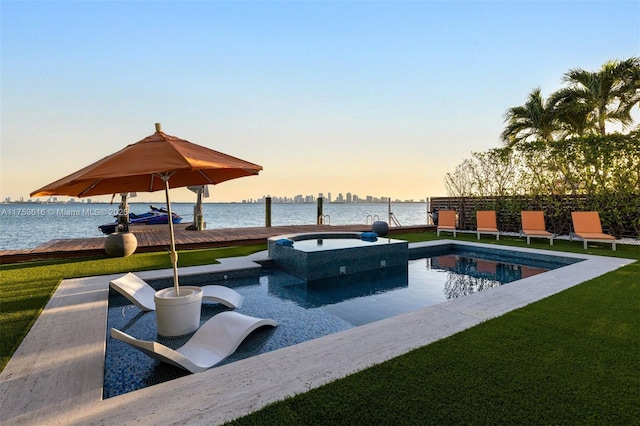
[0,241,634,425]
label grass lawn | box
[1,233,638,424]
[227,234,640,425]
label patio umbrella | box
[31,123,262,295]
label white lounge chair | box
[111,311,277,373]
[110,272,243,311]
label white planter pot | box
[154,286,203,337]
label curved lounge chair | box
[476,210,500,240]
[436,210,457,237]
[520,211,553,245]
[111,311,277,373]
[570,211,616,251]
[110,272,244,311]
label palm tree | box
[551,94,592,137]
[619,57,640,115]
[501,88,560,146]
[550,57,640,136]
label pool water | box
[104,248,578,398]
[272,253,549,327]
[289,237,398,251]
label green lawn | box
[227,234,640,425]
[1,233,638,424]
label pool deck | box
[0,240,634,425]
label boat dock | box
[0,224,433,264]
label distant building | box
[242,191,424,204]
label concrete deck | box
[0,241,634,425]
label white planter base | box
[154,286,203,337]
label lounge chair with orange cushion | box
[520,211,554,245]
[476,210,499,240]
[571,211,616,250]
[436,210,457,237]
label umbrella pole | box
[162,176,180,296]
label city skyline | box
[240,192,424,204]
[4,190,425,205]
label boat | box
[99,205,183,234]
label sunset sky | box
[2,1,638,203]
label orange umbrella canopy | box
[31,125,263,198]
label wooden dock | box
[0,224,433,264]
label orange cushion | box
[438,211,457,228]
[575,232,615,241]
[522,230,552,236]
[521,211,547,231]
[477,211,497,229]
[572,212,604,234]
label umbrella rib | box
[79,180,102,197]
[197,170,216,184]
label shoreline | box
[2,226,638,262]
[0,224,431,264]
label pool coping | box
[0,241,634,425]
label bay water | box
[0,202,429,251]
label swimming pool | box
[104,243,581,397]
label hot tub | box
[268,232,409,281]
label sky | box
[1,0,639,203]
